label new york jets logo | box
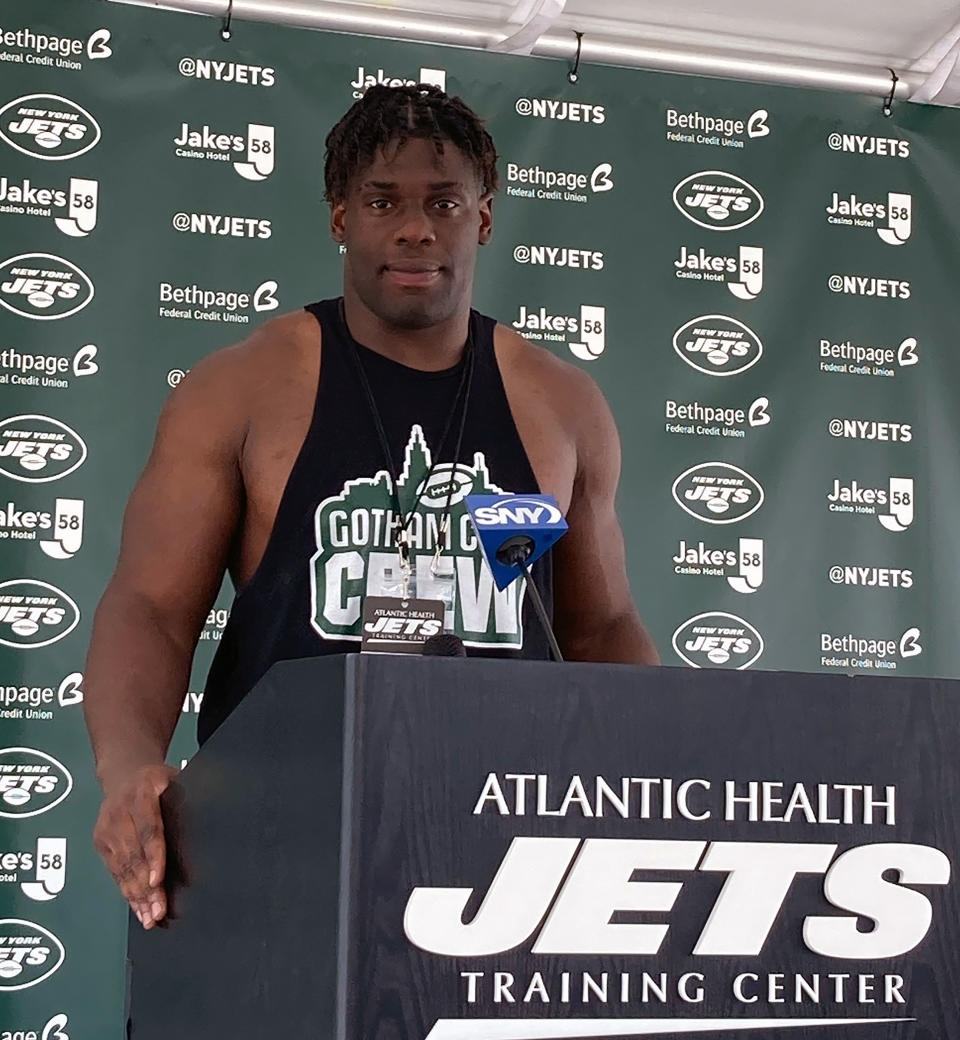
[0,94,101,161]
[673,315,763,376]
[0,920,65,990]
[672,611,764,669]
[673,171,764,231]
[0,747,73,818]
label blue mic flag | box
[464,494,569,591]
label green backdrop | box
[2,0,960,1034]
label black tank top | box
[199,298,553,742]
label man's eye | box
[370,199,392,210]
[435,199,458,210]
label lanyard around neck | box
[345,315,476,572]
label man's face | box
[331,136,493,330]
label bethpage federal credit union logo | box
[512,304,605,361]
[0,414,87,482]
[505,161,613,205]
[0,253,94,320]
[159,278,278,324]
[827,131,910,158]
[0,341,98,390]
[0,94,101,160]
[0,1012,69,1040]
[0,919,65,991]
[820,334,918,378]
[514,96,605,124]
[672,611,764,668]
[674,315,763,376]
[827,190,912,244]
[0,22,112,69]
[665,395,770,440]
[665,105,770,149]
[0,173,98,235]
[828,417,911,443]
[0,747,73,819]
[513,244,603,271]
[0,580,80,650]
[351,64,445,98]
[673,536,764,593]
[178,56,274,87]
[174,120,274,180]
[828,476,914,531]
[0,495,84,557]
[675,244,763,299]
[1,670,84,722]
[821,626,922,671]
[0,836,67,901]
[673,171,764,231]
[672,462,765,524]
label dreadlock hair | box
[323,83,499,205]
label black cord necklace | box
[344,306,476,589]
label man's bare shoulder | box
[493,321,607,414]
[169,309,319,402]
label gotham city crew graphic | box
[310,426,526,648]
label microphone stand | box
[497,537,564,663]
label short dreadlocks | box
[324,83,499,204]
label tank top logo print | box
[309,424,527,649]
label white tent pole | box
[106,0,918,100]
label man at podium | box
[83,84,658,933]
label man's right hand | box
[93,764,178,929]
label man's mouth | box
[383,261,443,288]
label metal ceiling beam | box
[107,0,919,100]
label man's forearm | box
[561,610,661,666]
[84,587,195,787]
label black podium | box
[128,655,960,1039]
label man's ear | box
[330,201,347,243]
[478,193,493,246]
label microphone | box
[421,633,467,657]
[465,494,568,662]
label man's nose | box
[394,204,437,245]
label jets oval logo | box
[418,464,475,509]
[0,414,88,482]
[673,171,764,231]
[0,253,95,321]
[0,94,101,161]
[0,919,66,990]
[0,747,73,819]
[672,611,764,669]
[0,580,80,650]
[672,462,765,524]
[673,315,763,377]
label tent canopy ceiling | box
[112,0,960,105]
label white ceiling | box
[115,0,960,104]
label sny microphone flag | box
[464,494,568,590]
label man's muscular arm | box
[84,348,248,929]
[552,370,660,666]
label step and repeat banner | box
[2,0,960,1034]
